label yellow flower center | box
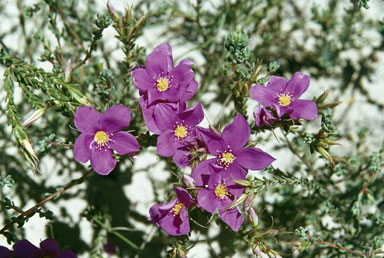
[174,125,188,139]
[278,93,292,107]
[215,184,229,199]
[172,202,183,216]
[94,131,109,146]
[218,150,235,168]
[156,77,169,92]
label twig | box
[307,235,365,257]
[0,170,92,235]
[359,172,375,195]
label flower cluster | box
[134,44,278,235]
[0,238,76,258]
[250,72,318,127]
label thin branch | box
[0,170,92,235]
[307,235,365,257]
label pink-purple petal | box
[197,189,217,213]
[74,133,93,163]
[174,186,195,208]
[59,250,77,258]
[222,114,250,152]
[173,148,190,168]
[184,79,198,102]
[99,105,131,133]
[13,240,41,257]
[109,131,140,155]
[178,102,204,127]
[153,43,174,72]
[157,130,177,157]
[0,246,11,258]
[40,238,60,254]
[219,208,244,232]
[90,148,116,175]
[266,76,288,92]
[74,106,100,133]
[192,159,216,186]
[153,103,177,131]
[284,72,310,99]
[131,68,155,92]
[146,51,169,77]
[197,127,225,155]
[236,147,275,170]
[169,64,194,88]
[249,84,277,107]
[179,59,195,66]
[290,99,318,120]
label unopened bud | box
[248,208,258,227]
[20,138,38,161]
[233,179,252,187]
[244,193,256,210]
[107,1,119,20]
[68,86,91,106]
[317,147,335,167]
[316,90,329,104]
[64,59,72,82]
[182,175,195,188]
[226,193,247,210]
[22,108,45,127]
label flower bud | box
[182,175,195,188]
[64,59,72,82]
[317,147,335,167]
[68,86,91,106]
[233,179,252,187]
[22,108,45,127]
[248,207,258,227]
[226,193,247,210]
[107,1,119,21]
[316,89,329,105]
[244,193,256,210]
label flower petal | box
[132,68,155,92]
[192,159,216,186]
[0,246,11,258]
[236,147,275,170]
[178,102,204,127]
[197,189,218,213]
[59,250,77,258]
[290,99,318,120]
[109,131,140,155]
[153,103,177,131]
[249,84,277,107]
[99,105,131,133]
[13,240,41,257]
[146,51,169,77]
[284,72,310,99]
[74,106,100,133]
[174,186,195,208]
[177,206,191,235]
[149,204,163,226]
[266,76,288,92]
[219,208,244,232]
[157,130,177,157]
[197,127,226,155]
[179,59,194,67]
[153,43,174,72]
[40,238,60,255]
[173,147,191,168]
[183,79,198,102]
[222,114,250,152]
[90,148,116,175]
[169,64,194,88]
[74,133,93,163]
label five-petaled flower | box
[132,43,198,105]
[192,114,275,184]
[74,105,140,175]
[249,72,318,120]
[0,238,77,258]
[149,186,195,236]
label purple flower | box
[155,102,204,167]
[0,238,77,258]
[74,105,140,175]
[132,43,198,105]
[196,171,244,231]
[253,106,277,127]
[149,186,195,236]
[249,72,318,120]
[192,114,275,184]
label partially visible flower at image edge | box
[0,238,77,258]
[74,105,140,175]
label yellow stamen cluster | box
[278,93,293,107]
[94,131,113,150]
[174,124,188,139]
[218,150,235,168]
[156,77,169,92]
[172,202,183,216]
[215,183,229,199]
